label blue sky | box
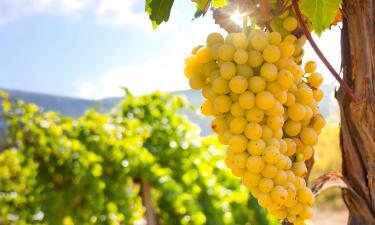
[0,0,341,99]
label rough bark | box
[339,0,375,224]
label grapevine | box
[184,2,327,224]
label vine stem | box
[291,0,361,103]
[242,16,248,34]
[259,0,273,31]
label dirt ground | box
[311,207,348,225]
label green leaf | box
[301,0,342,36]
[213,0,228,8]
[145,0,175,29]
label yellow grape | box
[292,162,307,177]
[256,91,275,110]
[307,72,323,88]
[288,103,306,121]
[206,32,224,47]
[233,33,248,49]
[285,92,296,107]
[260,63,278,81]
[229,135,248,153]
[246,107,265,123]
[231,166,245,177]
[212,77,230,94]
[263,45,281,63]
[244,122,263,140]
[300,127,318,146]
[304,60,317,73]
[219,62,236,80]
[218,44,235,61]
[268,32,282,45]
[297,187,314,205]
[196,47,213,64]
[311,114,326,131]
[313,89,324,102]
[243,172,262,188]
[261,124,274,140]
[284,34,297,43]
[258,178,274,193]
[237,64,254,78]
[279,41,295,58]
[189,74,205,90]
[230,102,246,117]
[262,146,280,164]
[274,170,288,185]
[266,115,284,130]
[271,186,288,204]
[211,118,227,133]
[234,49,249,64]
[283,16,298,31]
[265,100,284,116]
[191,45,203,55]
[246,156,266,173]
[229,117,248,134]
[258,192,272,208]
[247,139,266,156]
[213,95,232,113]
[261,164,278,179]
[239,91,256,109]
[248,76,266,93]
[277,69,294,89]
[229,76,248,94]
[284,120,302,137]
[248,50,264,68]
[251,32,268,51]
[200,100,214,116]
[233,152,250,168]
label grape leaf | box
[145,0,175,29]
[300,0,342,36]
[213,0,228,8]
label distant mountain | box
[0,86,335,136]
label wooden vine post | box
[338,0,375,224]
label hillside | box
[0,86,334,136]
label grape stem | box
[291,0,361,103]
[242,16,248,34]
[259,0,273,31]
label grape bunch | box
[184,10,325,225]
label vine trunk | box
[339,0,375,224]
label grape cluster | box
[184,10,325,225]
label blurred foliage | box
[309,123,344,208]
[0,90,279,225]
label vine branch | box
[291,0,361,103]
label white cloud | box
[0,0,91,24]
[95,0,178,33]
